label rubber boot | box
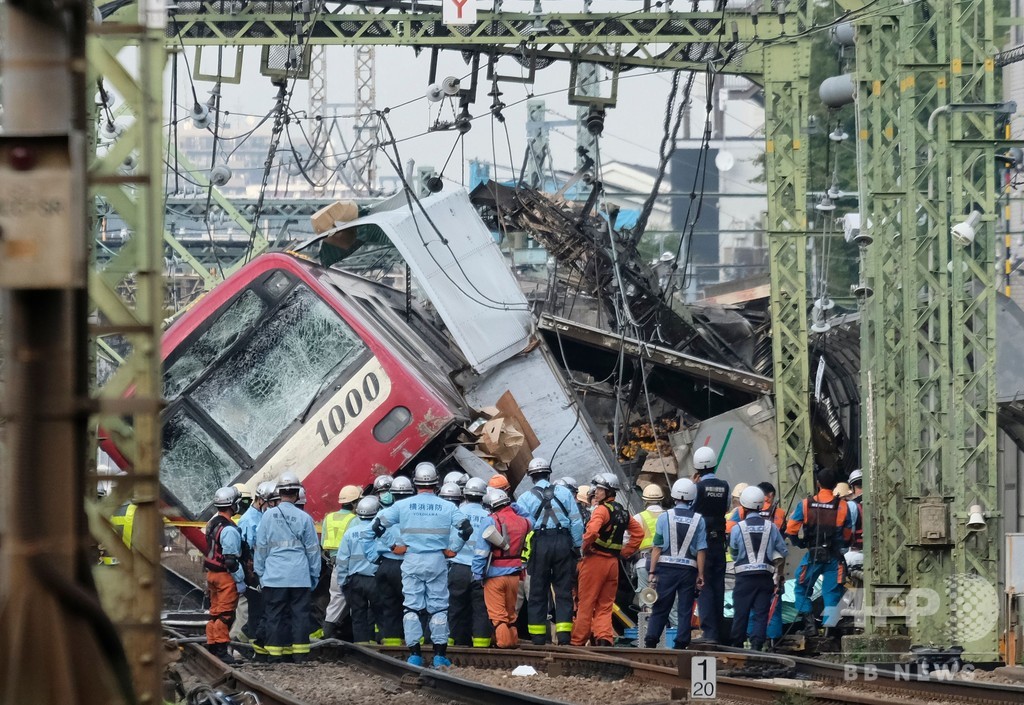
[323,621,339,640]
[407,644,424,667]
[801,613,817,637]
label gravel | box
[237,662,451,705]
[450,666,674,705]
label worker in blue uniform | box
[337,496,382,644]
[442,478,493,647]
[514,457,584,645]
[690,445,730,643]
[234,481,272,657]
[785,466,854,636]
[645,478,706,649]
[254,472,321,663]
[373,462,472,668]
[364,475,414,645]
[729,486,788,651]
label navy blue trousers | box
[730,573,775,649]
[697,539,726,641]
[645,565,698,648]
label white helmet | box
[555,477,579,495]
[413,462,439,487]
[277,471,301,492]
[731,482,750,500]
[232,483,252,501]
[642,484,665,502]
[671,478,698,502]
[338,485,362,505]
[739,485,766,511]
[391,476,415,496]
[356,495,381,519]
[439,482,462,502]
[527,457,552,476]
[463,477,488,499]
[256,481,276,501]
[848,468,863,486]
[213,487,237,509]
[443,471,463,486]
[485,488,511,510]
[594,473,621,492]
[297,487,307,506]
[693,446,717,471]
[373,475,393,494]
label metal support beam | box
[764,9,814,502]
[856,0,1001,659]
[87,2,168,700]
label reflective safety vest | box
[321,510,357,552]
[733,514,774,575]
[491,507,531,569]
[594,500,629,555]
[660,506,702,568]
[111,503,137,548]
[204,514,236,572]
[636,508,661,551]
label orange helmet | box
[488,474,511,491]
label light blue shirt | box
[653,503,708,563]
[254,501,321,588]
[364,522,404,563]
[377,491,468,554]
[513,478,584,546]
[452,501,491,567]
[217,522,246,587]
[336,518,377,581]
[729,516,789,568]
[236,504,262,551]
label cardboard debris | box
[471,391,539,489]
[311,199,359,234]
[641,454,678,477]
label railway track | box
[172,634,1024,705]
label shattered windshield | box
[164,290,267,400]
[162,409,242,516]
[190,284,367,458]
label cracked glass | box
[191,284,366,458]
[162,409,241,516]
[164,289,267,400]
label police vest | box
[491,508,531,569]
[594,501,629,554]
[733,514,775,575]
[204,514,236,572]
[322,511,357,552]
[805,495,841,553]
[637,509,661,551]
[694,476,729,537]
[660,506,702,568]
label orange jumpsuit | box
[206,571,239,644]
[570,501,643,645]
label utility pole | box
[309,47,329,193]
[351,46,378,194]
[524,99,550,190]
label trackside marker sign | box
[443,0,476,25]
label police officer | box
[372,463,472,668]
[205,487,246,663]
[646,478,706,649]
[785,467,854,636]
[442,478,493,647]
[365,475,413,645]
[691,445,730,643]
[337,496,382,644]
[572,473,643,646]
[254,472,321,662]
[515,458,584,645]
[729,486,787,651]
[322,485,362,639]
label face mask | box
[380,491,394,507]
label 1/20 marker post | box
[691,655,717,700]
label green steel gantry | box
[850,0,1000,659]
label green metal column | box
[854,0,1000,660]
[764,6,814,501]
[87,1,167,700]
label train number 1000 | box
[313,372,381,447]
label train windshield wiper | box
[298,357,348,424]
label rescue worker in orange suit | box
[205,487,246,664]
[785,466,854,636]
[728,486,788,650]
[690,445,730,644]
[571,473,643,646]
[645,478,706,648]
[474,488,532,648]
[515,457,584,645]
